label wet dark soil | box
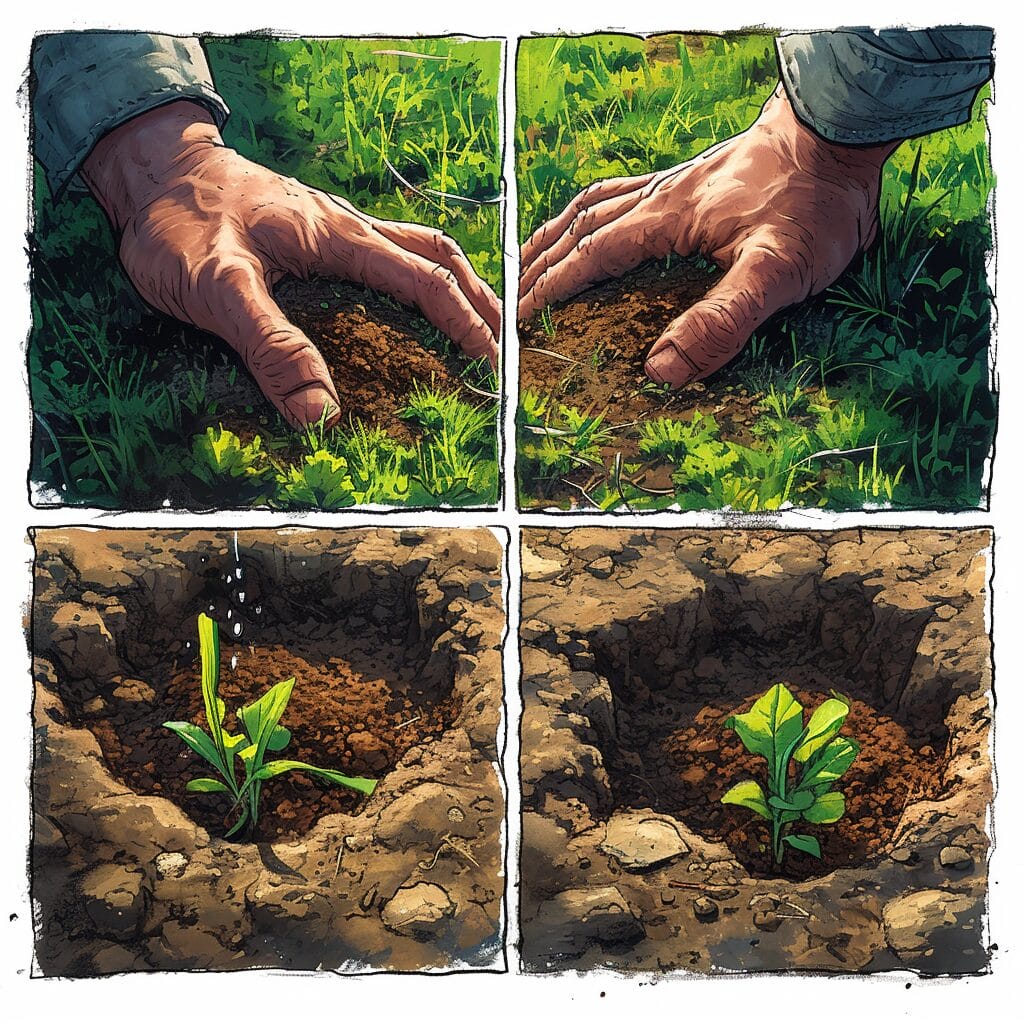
[73,634,459,841]
[276,276,473,444]
[518,258,762,504]
[608,679,942,881]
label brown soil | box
[76,639,459,841]
[276,276,473,444]
[609,682,941,880]
[518,258,761,504]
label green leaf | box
[721,780,770,819]
[801,736,860,789]
[252,759,377,796]
[267,726,292,753]
[803,791,846,824]
[768,790,815,812]
[163,721,223,772]
[724,683,804,767]
[239,678,296,769]
[783,834,822,858]
[197,612,228,757]
[224,804,250,839]
[223,732,248,754]
[185,778,231,794]
[793,696,850,763]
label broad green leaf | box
[267,726,292,753]
[793,697,850,763]
[240,678,296,767]
[163,721,223,772]
[801,736,859,789]
[252,759,377,796]
[783,833,822,858]
[724,684,804,769]
[768,790,815,812]
[721,780,770,819]
[238,744,258,764]
[803,791,846,824]
[185,777,231,794]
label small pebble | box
[693,896,718,922]
[940,845,973,871]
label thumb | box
[190,256,342,429]
[644,247,806,387]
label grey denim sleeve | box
[776,28,993,145]
[31,32,231,196]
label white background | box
[2,2,1020,1021]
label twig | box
[382,156,444,211]
[462,381,500,400]
[418,832,481,870]
[333,843,344,881]
[523,346,581,366]
[397,715,422,729]
[373,49,450,60]
[668,880,739,896]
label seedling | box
[720,683,858,869]
[164,613,376,838]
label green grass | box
[515,33,995,511]
[29,36,502,509]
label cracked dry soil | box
[31,527,505,975]
[520,528,992,974]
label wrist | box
[764,84,901,189]
[81,100,223,233]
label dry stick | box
[396,714,422,730]
[523,345,582,366]
[418,833,481,871]
[668,880,740,895]
[462,381,501,400]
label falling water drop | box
[238,592,246,604]
[230,654,238,670]
[233,622,243,637]
[255,605,262,615]
[227,609,233,619]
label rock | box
[889,847,916,864]
[523,547,565,582]
[380,882,455,938]
[80,864,148,940]
[600,813,690,870]
[375,783,474,851]
[347,730,391,771]
[939,845,973,870]
[112,678,156,704]
[750,894,783,933]
[531,886,644,960]
[693,896,718,921]
[586,557,614,579]
[154,852,188,879]
[883,889,983,970]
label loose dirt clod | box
[276,276,474,443]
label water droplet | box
[230,654,238,670]
[227,609,232,619]
[233,622,243,637]
[237,592,246,604]
[225,574,232,584]
[235,567,243,580]
[208,604,215,612]
[255,605,262,615]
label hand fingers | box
[519,185,659,302]
[371,219,502,341]
[185,253,342,428]
[518,201,674,320]
[520,172,658,274]
[644,246,807,387]
[314,213,499,366]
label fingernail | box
[282,384,341,429]
[644,349,689,388]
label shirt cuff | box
[776,28,993,146]
[32,32,231,197]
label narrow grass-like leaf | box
[252,760,378,796]
[162,721,222,771]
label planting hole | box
[41,538,460,840]
[589,569,954,880]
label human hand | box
[518,85,901,387]
[82,101,500,428]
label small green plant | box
[190,425,276,500]
[720,683,858,869]
[163,613,376,838]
